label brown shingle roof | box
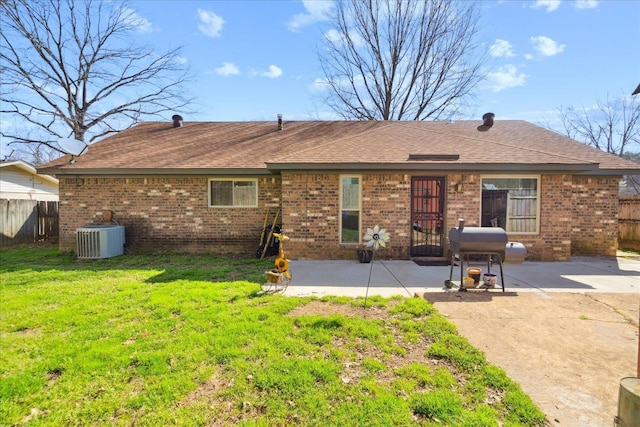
[39,120,640,175]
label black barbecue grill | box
[447,218,526,291]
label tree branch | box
[0,0,193,158]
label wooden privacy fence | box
[619,196,640,251]
[0,199,59,246]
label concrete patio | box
[283,255,640,298]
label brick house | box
[39,119,640,261]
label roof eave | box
[3,161,59,184]
[265,162,601,173]
[575,168,640,176]
[37,167,274,176]
[39,163,634,176]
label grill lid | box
[448,219,507,259]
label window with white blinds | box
[209,179,258,207]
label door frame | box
[410,177,446,257]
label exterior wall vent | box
[408,154,459,161]
[76,225,125,259]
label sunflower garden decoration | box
[263,232,291,293]
[362,225,390,307]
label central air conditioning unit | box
[76,225,125,259]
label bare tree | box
[557,95,640,156]
[317,0,484,121]
[622,152,640,194]
[556,95,640,194]
[12,144,59,166]
[0,0,192,155]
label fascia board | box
[265,162,601,173]
[37,167,274,176]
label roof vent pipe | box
[477,112,494,132]
[277,114,283,131]
[172,114,183,128]
[483,112,495,127]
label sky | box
[129,0,639,123]
[1,0,639,158]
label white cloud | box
[174,56,188,65]
[530,36,565,56]
[197,9,224,38]
[260,65,283,79]
[120,7,153,33]
[215,62,240,76]
[323,28,364,47]
[288,0,333,32]
[309,77,329,93]
[324,28,342,43]
[485,65,527,92]
[575,0,598,9]
[532,0,561,12]
[489,39,515,58]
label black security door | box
[411,177,445,257]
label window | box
[340,176,361,243]
[481,176,539,234]
[209,179,258,207]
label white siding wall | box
[0,166,59,201]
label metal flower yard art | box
[363,225,390,250]
[362,225,390,308]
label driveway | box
[284,255,640,426]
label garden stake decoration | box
[362,225,390,308]
[263,232,291,293]
[363,225,390,251]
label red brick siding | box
[447,174,602,261]
[57,172,620,260]
[58,176,281,254]
[281,172,412,259]
[571,176,619,256]
[362,173,412,259]
[515,175,573,261]
[446,174,481,229]
[280,172,340,258]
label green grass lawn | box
[0,246,546,426]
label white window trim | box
[208,178,258,208]
[480,175,541,235]
[340,174,362,244]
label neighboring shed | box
[39,119,640,261]
[1,160,59,245]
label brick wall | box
[571,176,619,256]
[282,172,412,260]
[58,176,281,255]
[280,172,340,258]
[514,174,573,261]
[362,173,412,259]
[447,174,592,261]
[446,173,481,228]
[58,172,621,260]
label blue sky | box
[127,0,639,126]
[1,0,639,158]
